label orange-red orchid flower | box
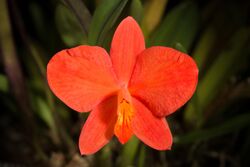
[47,17,198,155]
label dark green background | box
[0,0,249,166]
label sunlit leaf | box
[141,0,168,37]
[149,2,199,51]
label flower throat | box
[114,97,134,144]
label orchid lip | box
[114,88,134,144]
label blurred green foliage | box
[0,0,249,166]
[55,3,86,46]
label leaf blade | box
[88,0,129,46]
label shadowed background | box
[0,0,249,166]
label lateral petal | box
[47,45,119,112]
[110,16,145,84]
[79,96,117,155]
[129,47,198,117]
[131,98,172,150]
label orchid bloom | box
[47,17,198,155]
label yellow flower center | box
[114,90,134,144]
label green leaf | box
[137,145,146,167]
[192,26,216,70]
[185,28,250,126]
[36,97,54,129]
[130,0,143,23]
[118,136,140,167]
[55,3,86,46]
[62,0,92,35]
[141,0,168,37]
[95,144,112,167]
[88,0,129,46]
[0,74,8,92]
[173,42,187,53]
[149,2,199,51]
[176,112,250,144]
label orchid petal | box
[79,96,117,155]
[131,98,172,150]
[47,45,118,112]
[129,46,198,117]
[110,16,145,84]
